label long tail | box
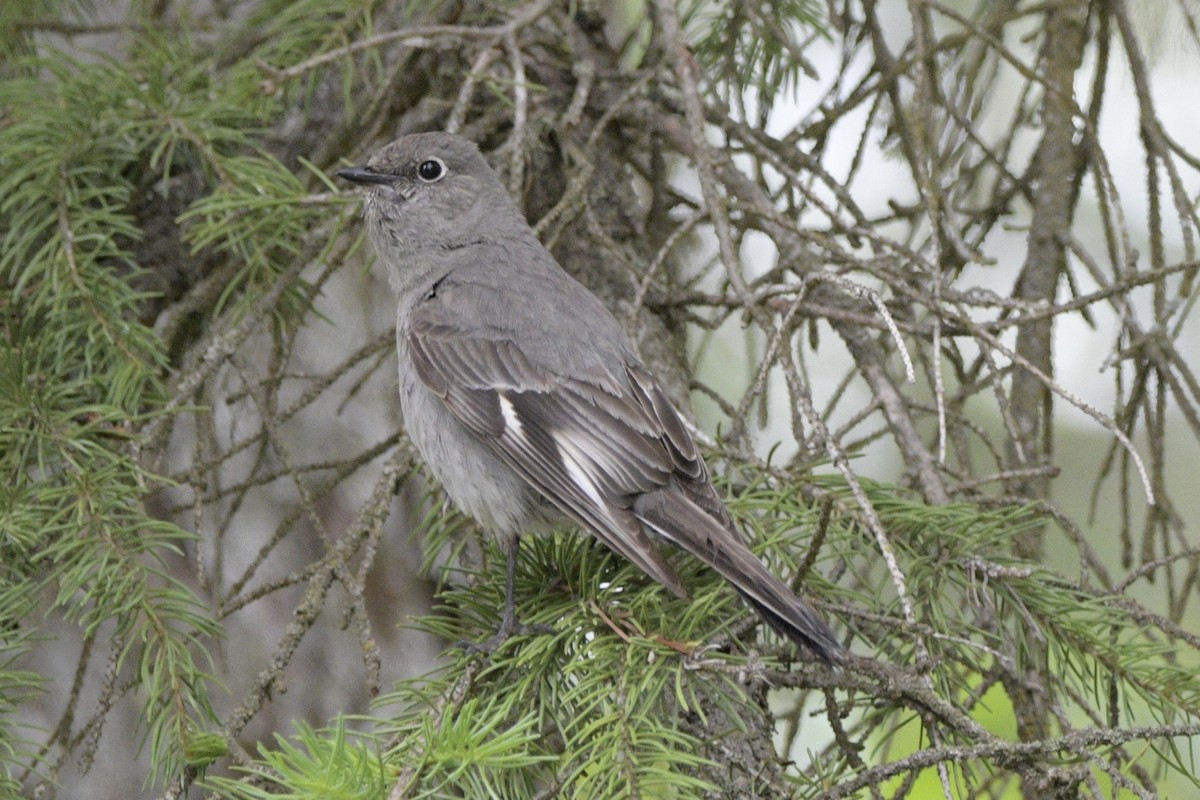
[632,487,841,662]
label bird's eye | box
[417,158,445,182]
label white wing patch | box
[498,393,523,436]
[554,434,606,508]
[636,516,679,548]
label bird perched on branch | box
[338,132,840,662]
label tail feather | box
[632,488,841,662]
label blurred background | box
[4,0,1200,797]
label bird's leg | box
[461,537,553,655]
[495,537,522,638]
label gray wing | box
[407,310,703,599]
[407,284,841,660]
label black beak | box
[336,166,394,186]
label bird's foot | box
[457,616,555,656]
[455,538,555,656]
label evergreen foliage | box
[2,1,1199,798]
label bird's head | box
[338,132,521,263]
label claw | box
[457,538,554,656]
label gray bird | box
[338,132,840,661]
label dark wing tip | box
[741,593,842,664]
[633,487,842,663]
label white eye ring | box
[417,157,446,183]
